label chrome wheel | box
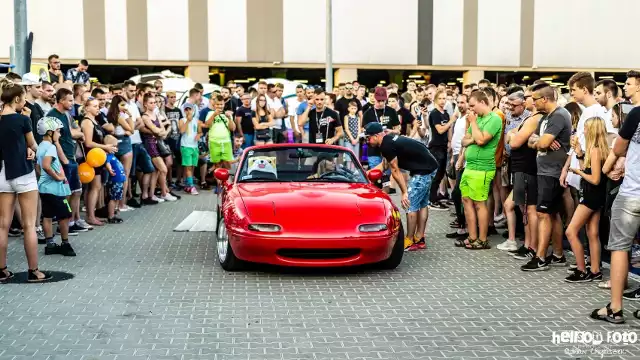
[217,219,228,263]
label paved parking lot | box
[1,191,640,360]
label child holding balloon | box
[35,117,76,257]
[104,135,126,223]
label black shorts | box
[579,186,607,211]
[40,193,72,220]
[536,175,564,214]
[513,172,537,206]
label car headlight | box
[248,224,281,232]
[359,224,388,232]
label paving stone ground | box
[1,191,640,360]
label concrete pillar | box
[463,70,485,86]
[334,68,358,84]
[185,65,210,84]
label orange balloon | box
[78,162,95,184]
[86,148,107,168]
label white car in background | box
[129,71,221,105]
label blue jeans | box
[243,134,254,149]
[131,143,155,176]
[408,170,437,213]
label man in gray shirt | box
[521,83,572,272]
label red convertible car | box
[213,144,404,271]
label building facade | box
[0,0,635,83]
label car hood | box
[236,182,388,236]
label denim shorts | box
[62,162,82,193]
[607,194,640,252]
[131,143,155,175]
[116,135,132,157]
[407,170,437,212]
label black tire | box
[378,223,404,270]
[216,217,244,271]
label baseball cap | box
[37,116,64,135]
[19,73,41,86]
[374,86,388,102]
[364,122,384,136]
[182,102,197,112]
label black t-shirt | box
[235,106,254,134]
[224,97,240,113]
[379,134,438,176]
[362,106,400,156]
[25,101,45,144]
[362,102,374,113]
[49,71,62,84]
[398,107,415,136]
[428,109,450,148]
[307,107,342,144]
[335,96,362,122]
[165,106,183,141]
[0,113,34,180]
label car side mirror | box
[214,168,230,183]
[368,169,382,182]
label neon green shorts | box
[180,147,199,167]
[209,140,233,164]
[460,169,495,202]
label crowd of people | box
[1,54,639,324]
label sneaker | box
[75,219,93,231]
[36,226,45,242]
[70,223,89,233]
[415,238,426,250]
[521,256,549,271]
[547,254,567,267]
[169,191,181,200]
[162,193,177,202]
[591,272,603,281]
[565,270,592,283]
[44,243,61,255]
[428,202,448,211]
[127,198,142,208]
[189,187,199,195]
[494,219,507,229]
[141,197,159,205]
[512,247,536,260]
[119,205,134,212]
[59,242,76,257]
[497,239,519,252]
[494,213,505,223]
[404,238,418,252]
[623,288,640,301]
[8,228,21,237]
[446,230,468,239]
[57,226,78,236]
[151,195,165,203]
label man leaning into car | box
[364,122,439,252]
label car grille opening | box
[276,248,360,259]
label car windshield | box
[237,147,367,183]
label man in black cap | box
[362,86,400,193]
[365,122,439,252]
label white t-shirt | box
[567,103,615,189]
[287,97,303,131]
[127,100,142,144]
[451,114,467,156]
[268,97,283,129]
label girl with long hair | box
[141,93,175,202]
[565,117,610,283]
[106,95,134,212]
[0,79,50,282]
[81,98,118,226]
[252,94,274,146]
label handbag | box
[255,128,270,141]
[157,138,172,157]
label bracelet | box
[576,154,585,160]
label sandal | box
[465,239,491,250]
[107,217,123,224]
[598,279,631,290]
[454,239,467,247]
[590,303,625,324]
[27,268,53,283]
[0,266,14,282]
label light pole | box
[13,0,28,75]
[325,0,333,92]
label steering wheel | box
[318,169,351,180]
